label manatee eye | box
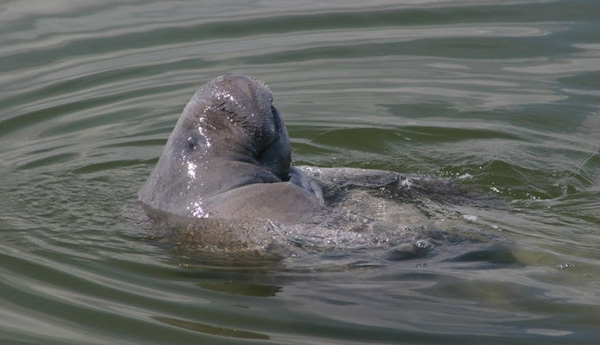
[187,136,197,151]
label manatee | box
[139,74,502,260]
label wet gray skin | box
[139,74,504,260]
[139,74,324,223]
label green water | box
[1,0,599,344]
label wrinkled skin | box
[139,74,323,223]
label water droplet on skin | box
[414,240,432,249]
[462,214,478,222]
[187,161,197,179]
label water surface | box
[1,0,599,344]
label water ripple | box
[1,0,600,344]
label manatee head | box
[139,74,297,217]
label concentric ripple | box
[1,0,599,344]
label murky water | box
[2,0,599,344]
